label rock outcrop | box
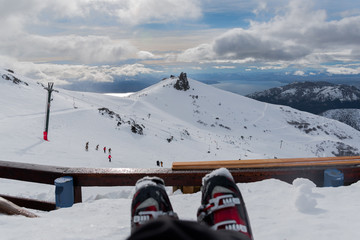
[174,72,190,91]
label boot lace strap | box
[204,194,241,215]
[133,211,177,225]
[212,220,248,232]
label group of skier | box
[85,142,112,162]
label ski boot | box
[131,176,178,232]
[197,168,253,239]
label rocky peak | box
[174,72,190,91]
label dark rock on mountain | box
[174,72,190,91]
[1,71,28,86]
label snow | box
[293,178,319,213]
[2,180,360,240]
[281,88,297,96]
[54,176,73,184]
[1,69,360,239]
[321,108,360,131]
[134,176,165,191]
[202,167,234,185]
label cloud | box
[0,34,139,64]
[213,66,236,69]
[1,0,202,25]
[0,0,202,64]
[136,51,157,60]
[212,28,310,61]
[111,0,202,25]
[0,56,162,85]
[177,44,215,62]
[294,70,306,76]
[177,0,360,71]
[326,66,360,75]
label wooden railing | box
[1,156,360,211]
[172,156,360,169]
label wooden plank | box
[65,168,208,187]
[66,165,360,187]
[0,160,66,185]
[172,156,360,170]
[172,160,360,170]
[0,194,55,212]
[0,196,39,217]
[74,185,82,203]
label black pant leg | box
[127,218,251,240]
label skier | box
[85,142,89,151]
[103,147,106,153]
[108,154,112,162]
[160,161,163,167]
[128,168,253,240]
[96,144,99,151]
[108,148,112,154]
[156,160,160,167]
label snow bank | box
[2,178,360,240]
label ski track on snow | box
[253,103,268,124]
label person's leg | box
[130,176,178,232]
[128,169,253,240]
[128,217,249,240]
[197,168,253,240]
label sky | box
[1,0,360,94]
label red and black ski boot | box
[131,176,178,232]
[197,168,253,239]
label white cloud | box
[326,66,360,75]
[177,43,215,62]
[0,0,201,64]
[112,0,202,25]
[136,51,157,60]
[294,70,306,76]
[177,0,360,71]
[0,57,162,85]
[0,34,138,64]
[191,66,202,70]
[0,0,202,27]
[106,64,162,77]
[213,66,236,69]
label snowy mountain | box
[1,69,360,170]
[321,109,360,131]
[247,81,360,114]
[2,69,360,240]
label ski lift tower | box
[43,82,54,141]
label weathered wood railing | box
[1,156,360,211]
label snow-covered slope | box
[321,109,360,131]
[2,69,360,240]
[1,70,360,169]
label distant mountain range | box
[247,81,360,130]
